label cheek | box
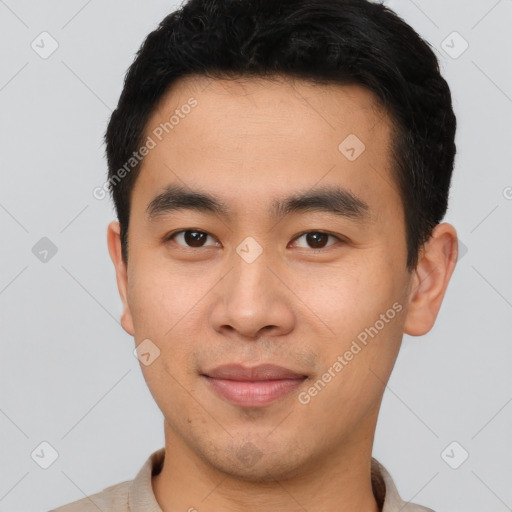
[300,256,406,387]
[300,268,405,432]
[127,258,210,338]
[297,258,397,339]
[128,262,205,413]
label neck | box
[152,419,381,512]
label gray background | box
[1,1,511,511]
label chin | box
[200,436,312,483]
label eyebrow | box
[146,184,372,224]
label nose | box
[209,246,295,340]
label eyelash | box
[164,229,345,250]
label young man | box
[53,0,458,510]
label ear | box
[404,222,458,336]
[107,221,135,336]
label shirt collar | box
[128,448,411,512]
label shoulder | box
[398,503,436,512]
[49,480,131,512]
[371,457,437,512]
[400,505,436,512]
[49,448,165,512]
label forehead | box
[133,74,402,227]
[148,73,389,141]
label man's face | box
[113,75,416,479]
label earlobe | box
[106,221,135,336]
[403,223,458,337]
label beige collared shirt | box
[50,448,435,512]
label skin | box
[107,74,458,512]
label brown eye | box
[306,232,329,248]
[293,231,340,249]
[169,230,218,248]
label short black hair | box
[105,0,457,271]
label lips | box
[201,364,308,407]
[203,363,307,381]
